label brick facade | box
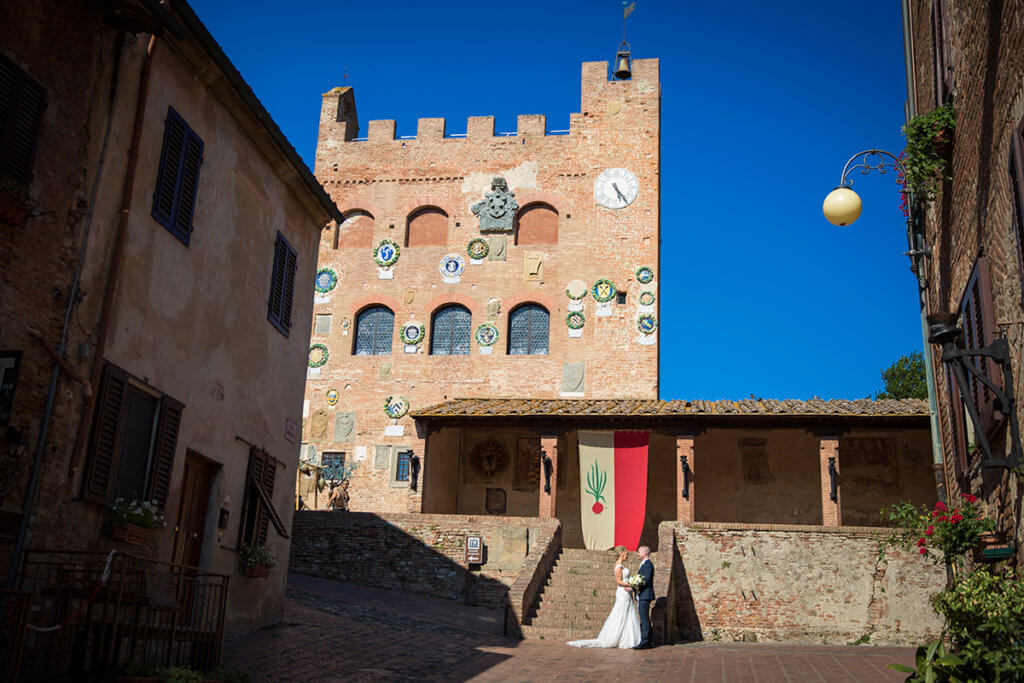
[907,0,1024,563]
[302,59,661,514]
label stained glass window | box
[354,306,394,355]
[508,304,549,355]
[395,450,411,481]
[431,305,471,355]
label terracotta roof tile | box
[411,397,929,419]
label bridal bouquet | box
[627,574,646,591]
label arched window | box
[354,305,394,355]
[515,203,559,245]
[335,210,374,249]
[508,304,549,355]
[430,305,471,355]
[405,206,448,247]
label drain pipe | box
[901,0,947,502]
[70,34,158,476]
[4,33,129,588]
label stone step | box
[538,585,619,598]
[535,601,618,616]
[531,610,616,625]
[520,625,598,640]
[550,560,630,572]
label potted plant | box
[0,176,31,226]
[240,544,276,579]
[111,498,166,546]
[901,103,956,209]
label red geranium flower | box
[925,526,935,536]
[919,547,927,554]
[917,538,927,547]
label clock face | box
[594,168,639,210]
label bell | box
[614,50,632,80]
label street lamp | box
[822,148,946,498]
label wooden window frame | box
[508,303,550,355]
[151,106,204,246]
[1010,118,1024,308]
[0,51,48,186]
[80,362,184,509]
[931,0,952,106]
[267,231,298,337]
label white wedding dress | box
[567,564,642,649]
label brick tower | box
[301,59,660,514]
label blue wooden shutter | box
[268,232,297,337]
[152,107,203,245]
[0,52,47,186]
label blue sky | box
[191,0,922,401]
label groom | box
[633,545,655,650]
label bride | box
[567,546,642,649]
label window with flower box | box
[81,363,183,509]
[239,447,289,548]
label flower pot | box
[244,563,270,579]
[0,190,28,226]
[112,522,152,546]
[974,531,1014,562]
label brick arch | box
[335,209,375,249]
[405,205,450,247]
[348,294,402,318]
[515,202,559,245]
[502,291,559,314]
[424,293,480,316]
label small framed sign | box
[284,418,299,443]
[466,534,483,565]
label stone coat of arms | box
[472,177,519,233]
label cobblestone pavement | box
[223,575,916,682]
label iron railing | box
[15,549,229,680]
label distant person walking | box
[328,480,349,511]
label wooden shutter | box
[267,233,296,336]
[81,364,129,504]
[151,107,202,245]
[0,52,47,185]
[1011,123,1024,307]
[257,451,277,546]
[957,257,1001,438]
[945,365,968,474]
[147,395,183,510]
[244,447,278,546]
[931,0,951,106]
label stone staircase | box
[520,548,650,641]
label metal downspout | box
[902,0,947,501]
[70,34,158,476]
[4,33,129,588]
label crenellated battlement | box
[314,59,658,169]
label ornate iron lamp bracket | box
[838,148,906,188]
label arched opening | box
[430,304,471,355]
[515,203,558,245]
[508,303,549,355]
[405,206,448,247]
[353,305,394,355]
[335,210,375,249]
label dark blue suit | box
[636,557,654,646]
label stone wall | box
[670,523,945,646]
[290,511,557,610]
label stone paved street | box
[222,575,917,681]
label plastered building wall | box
[303,59,661,513]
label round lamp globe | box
[823,186,863,226]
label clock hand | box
[612,182,628,204]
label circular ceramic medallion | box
[400,322,425,345]
[566,279,587,300]
[326,388,339,406]
[341,318,351,330]
[639,291,655,306]
[636,266,655,284]
[592,279,617,303]
[467,238,489,260]
[566,311,586,330]
[308,343,329,368]
[475,322,499,346]
[384,395,410,419]
[315,268,337,293]
[637,314,658,335]
[439,254,466,278]
[373,239,401,267]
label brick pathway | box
[222,575,916,681]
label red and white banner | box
[578,430,649,551]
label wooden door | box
[172,451,216,568]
